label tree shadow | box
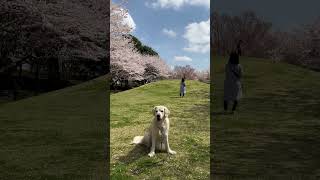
[118,144,148,164]
[117,144,171,165]
[117,144,171,175]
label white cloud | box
[146,0,209,9]
[162,28,177,38]
[183,19,210,54]
[174,56,192,62]
[187,0,210,7]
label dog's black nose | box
[157,114,160,118]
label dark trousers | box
[180,92,184,97]
[224,100,238,111]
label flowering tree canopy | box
[110,1,169,87]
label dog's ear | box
[152,106,157,115]
[164,107,170,117]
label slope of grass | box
[0,76,107,179]
[211,56,320,178]
[111,80,210,179]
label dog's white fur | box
[131,106,176,157]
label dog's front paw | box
[168,150,176,155]
[148,152,155,157]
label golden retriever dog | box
[131,106,176,157]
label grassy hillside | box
[111,80,210,179]
[0,76,107,179]
[211,56,320,178]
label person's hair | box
[181,77,185,82]
[229,51,239,64]
[237,40,243,56]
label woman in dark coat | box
[180,78,186,97]
[224,52,243,112]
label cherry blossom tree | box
[171,65,197,80]
[196,69,210,83]
[110,1,169,88]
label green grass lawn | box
[211,56,320,178]
[0,76,107,179]
[111,80,210,179]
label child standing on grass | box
[224,52,243,112]
[180,78,186,97]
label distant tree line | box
[212,11,320,71]
[170,65,210,83]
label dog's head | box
[153,106,170,121]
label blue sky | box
[113,0,210,70]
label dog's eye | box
[161,110,164,112]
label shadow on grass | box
[117,144,169,176]
[212,111,226,116]
[169,96,182,98]
[118,144,148,164]
[212,111,234,116]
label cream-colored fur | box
[131,106,176,157]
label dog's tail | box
[131,136,144,145]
